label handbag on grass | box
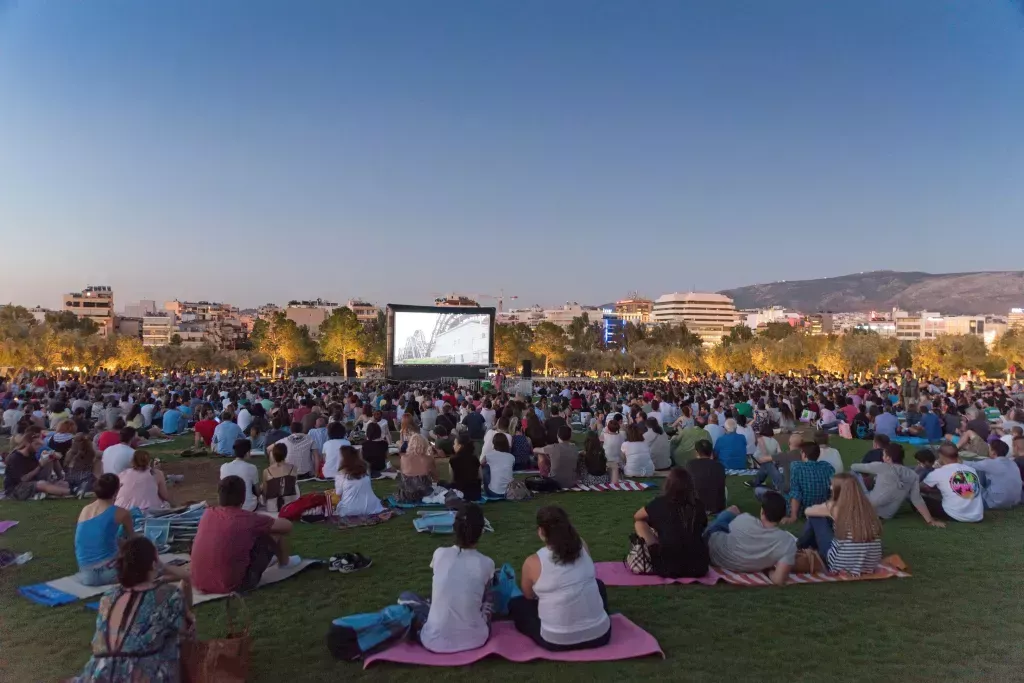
[792,548,827,574]
[624,533,653,575]
[182,593,251,683]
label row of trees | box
[5,301,1024,379]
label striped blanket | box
[563,481,654,492]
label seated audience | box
[447,433,483,501]
[670,416,711,465]
[706,493,796,586]
[644,419,672,470]
[914,448,937,481]
[418,504,495,654]
[65,433,100,495]
[334,446,385,517]
[815,431,844,474]
[620,423,655,477]
[102,427,138,476]
[534,425,580,489]
[686,439,726,515]
[3,428,71,500]
[750,432,804,497]
[320,422,351,479]
[799,473,883,576]
[191,476,297,595]
[192,410,217,449]
[909,404,943,441]
[116,450,171,511]
[782,442,835,524]
[713,419,748,470]
[220,439,260,512]
[263,443,300,513]
[75,474,137,586]
[971,440,1022,509]
[282,421,320,479]
[360,422,390,475]
[73,537,192,682]
[632,468,709,578]
[395,434,437,503]
[921,444,983,522]
[862,434,890,463]
[481,433,515,498]
[577,433,612,487]
[510,506,610,651]
[851,443,946,526]
[212,411,245,457]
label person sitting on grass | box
[534,425,580,490]
[220,438,260,512]
[631,467,709,578]
[862,433,891,464]
[748,432,803,498]
[334,446,385,517]
[3,428,72,500]
[713,418,748,471]
[908,404,943,441]
[970,440,1022,510]
[780,442,835,525]
[481,433,515,499]
[395,434,437,503]
[282,420,320,480]
[431,424,455,457]
[263,443,300,514]
[211,410,244,457]
[851,443,946,527]
[125,403,167,441]
[192,409,217,451]
[75,474,138,586]
[65,433,100,496]
[446,432,482,502]
[116,450,172,511]
[360,421,390,476]
[620,422,655,478]
[320,421,352,480]
[706,492,797,586]
[921,444,983,522]
[417,503,495,654]
[644,418,672,471]
[191,476,298,596]
[686,439,726,515]
[510,506,611,651]
[73,537,193,683]
[577,433,612,487]
[160,401,184,435]
[815,430,844,474]
[670,414,711,465]
[914,448,937,481]
[798,473,883,576]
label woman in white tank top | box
[509,506,611,650]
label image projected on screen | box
[393,312,490,366]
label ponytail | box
[536,506,582,565]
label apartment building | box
[63,286,115,335]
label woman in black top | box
[631,467,709,578]
[360,422,390,475]
[447,433,482,502]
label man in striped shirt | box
[781,442,834,525]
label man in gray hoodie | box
[851,443,946,528]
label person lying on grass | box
[416,503,495,654]
[851,443,946,527]
[631,467,709,578]
[706,492,796,586]
[511,506,611,651]
[3,427,72,500]
[191,475,298,596]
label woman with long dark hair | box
[509,506,610,651]
[631,467,709,578]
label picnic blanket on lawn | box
[335,509,402,530]
[27,554,319,607]
[562,481,655,492]
[413,510,494,534]
[385,494,504,508]
[726,469,760,477]
[363,614,662,668]
[594,555,911,587]
[0,521,18,534]
[135,438,175,448]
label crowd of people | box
[2,368,1024,677]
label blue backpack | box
[327,604,413,661]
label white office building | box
[652,292,740,345]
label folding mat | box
[594,555,911,587]
[363,614,663,669]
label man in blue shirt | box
[909,405,943,442]
[873,407,898,440]
[212,411,245,456]
[161,402,184,435]
[783,442,835,523]
[713,419,749,470]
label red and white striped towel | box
[564,481,653,492]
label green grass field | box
[2,436,1023,683]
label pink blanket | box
[363,614,663,669]
[0,521,18,534]
[595,557,911,587]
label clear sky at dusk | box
[1,1,1022,311]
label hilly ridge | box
[720,270,1024,315]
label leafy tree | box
[494,323,534,369]
[914,334,989,378]
[0,305,36,327]
[758,322,796,341]
[251,311,305,376]
[44,310,99,336]
[319,307,365,374]
[530,322,568,376]
[622,321,648,350]
[648,323,702,349]
[361,310,388,367]
[104,336,151,372]
[170,334,183,346]
[993,329,1024,371]
[721,325,754,347]
[664,346,703,374]
[567,314,604,352]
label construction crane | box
[478,290,518,313]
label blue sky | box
[1,0,1022,311]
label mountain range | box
[720,270,1024,316]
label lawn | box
[1,436,1022,683]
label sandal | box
[329,553,372,574]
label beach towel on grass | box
[725,469,761,477]
[0,521,18,534]
[562,481,655,492]
[594,555,911,588]
[385,495,502,509]
[412,511,494,534]
[363,614,662,669]
[335,509,402,530]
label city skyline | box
[2,1,1023,307]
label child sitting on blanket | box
[417,504,495,653]
[334,446,385,517]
